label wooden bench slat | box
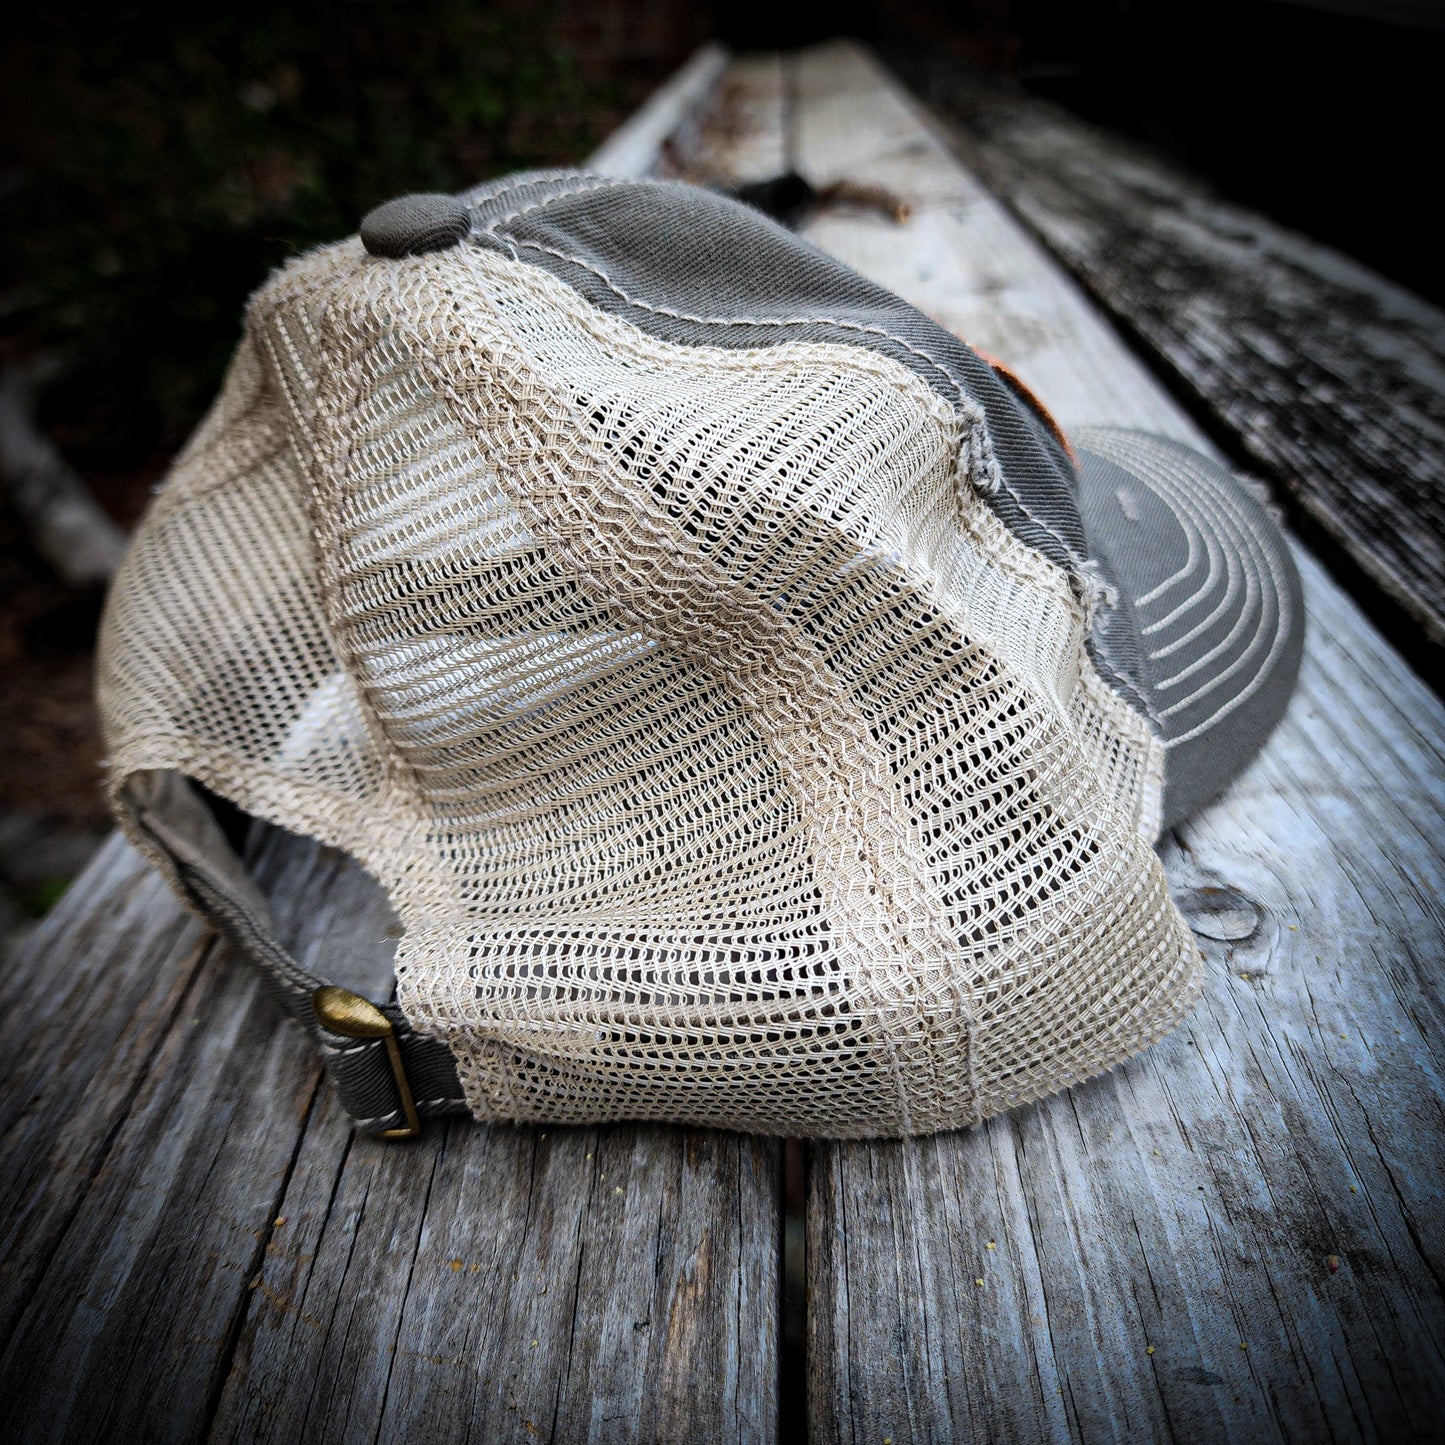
[936,84,1445,654]
[587,42,729,180]
[0,830,783,1443]
[790,41,1445,1445]
[0,836,211,1348]
[0,830,376,1441]
[0,48,784,1442]
[685,52,788,187]
[216,1114,777,1442]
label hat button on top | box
[359,193,472,258]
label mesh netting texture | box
[99,207,1202,1137]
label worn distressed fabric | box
[97,173,1304,1136]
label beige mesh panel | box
[100,235,1200,1137]
[98,338,401,888]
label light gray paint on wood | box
[0,834,211,1346]
[789,40,1445,1445]
[934,80,1445,650]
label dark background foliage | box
[1,0,671,475]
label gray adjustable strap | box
[123,770,465,1137]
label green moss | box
[12,875,74,919]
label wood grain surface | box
[3,38,1442,1445]
[0,837,781,1444]
[0,51,781,1445]
[787,41,1445,1445]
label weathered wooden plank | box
[0,831,381,1443]
[0,45,788,1444]
[677,51,789,186]
[586,42,729,179]
[213,1110,777,1443]
[0,834,210,1345]
[0,830,779,1445]
[930,80,1445,653]
[793,40,1445,1445]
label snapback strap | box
[124,770,467,1137]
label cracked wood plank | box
[212,1105,775,1443]
[0,47,781,1445]
[0,830,375,1442]
[928,76,1445,654]
[0,829,779,1443]
[0,833,211,1348]
[792,40,1445,1445]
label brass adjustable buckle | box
[311,985,422,1139]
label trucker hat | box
[97,171,1304,1138]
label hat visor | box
[1073,428,1305,832]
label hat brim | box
[1073,429,1306,832]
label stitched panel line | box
[468,174,1095,578]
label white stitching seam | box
[1145,503,1236,663]
[1148,486,1253,686]
[470,175,1096,579]
[1134,504,1201,611]
[1121,451,1268,715]
[1093,435,1295,747]
[1163,610,1288,742]
[479,174,620,233]
[1155,530,1280,727]
[1139,501,1215,637]
[461,169,594,213]
[1129,445,1265,690]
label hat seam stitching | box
[470,177,1092,578]
[498,231,1112,574]
[304,287,443,840]
[1088,432,1297,745]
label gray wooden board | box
[214,1101,775,1443]
[787,40,1445,1445]
[0,826,779,1444]
[0,50,781,1445]
[925,74,1445,653]
[8,37,1445,1445]
[671,52,788,187]
[0,830,362,1443]
[588,42,729,181]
